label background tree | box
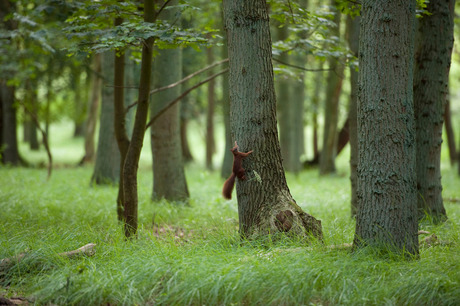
[80,54,101,165]
[414,0,455,222]
[319,0,344,175]
[92,52,120,185]
[346,15,360,217]
[223,0,322,239]
[150,0,189,202]
[353,0,418,256]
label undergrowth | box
[1,158,459,305]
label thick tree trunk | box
[206,43,216,170]
[150,0,189,202]
[353,0,418,256]
[413,0,453,222]
[319,2,343,175]
[92,52,121,185]
[122,0,155,237]
[81,54,101,165]
[444,99,456,166]
[223,0,322,240]
[221,27,232,179]
[346,15,360,217]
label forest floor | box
[1,127,459,305]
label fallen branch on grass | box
[0,243,96,270]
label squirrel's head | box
[230,141,239,154]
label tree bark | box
[413,0,453,222]
[221,25,232,179]
[81,54,101,165]
[92,52,121,185]
[353,0,418,256]
[206,43,216,170]
[444,98,456,166]
[122,0,155,237]
[0,81,20,165]
[319,1,343,175]
[150,0,189,202]
[223,0,322,240]
[346,15,360,217]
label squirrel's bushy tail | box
[222,173,236,199]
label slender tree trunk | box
[81,54,101,165]
[92,52,120,185]
[413,0,453,222]
[311,63,323,162]
[444,98,456,166]
[353,0,418,256]
[113,17,130,222]
[223,0,322,240]
[0,81,20,165]
[346,15,360,217]
[72,66,85,138]
[319,1,343,175]
[122,0,156,237]
[150,0,189,202]
[206,43,216,170]
[27,82,39,151]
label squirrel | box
[222,141,253,199]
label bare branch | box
[126,58,229,112]
[145,69,228,130]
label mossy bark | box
[223,0,322,240]
[414,0,453,222]
[353,0,418,256]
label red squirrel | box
[222,141,253,199]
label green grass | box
[1,125,460,305]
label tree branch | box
[126,58,229,112]
[145,68,228,130]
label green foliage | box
[1,136,459,304]
[63,0,213,56]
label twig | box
[145,69,228,130]
[273,57,333,72]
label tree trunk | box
[353,0,418,256]
[113,18,129,222]
[311,62,323,162]
[150,0,189,202]
[81,54,101,165]
[346,15,360,217]
[92,52,120,185]
[206,43,216,170]
[26,82,39,151]
[223,0,322,240]
[0,81,20,165]
[319,1,343,175]
[221,25,232,179]
[72,66,85,138]
[413,0,453,222]
[444,98,456,166]
[122,0,155,237]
